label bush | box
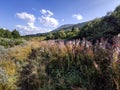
[0,38,26,48]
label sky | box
[0,0,120,35]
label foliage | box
[46,28,80,40]
[17,36,120,90]
[0,61,17,90]
[12,29,20,38]
[0,38,41,90]
[0,38,25,48]
[0,36,119,90]
[0,28,20,39]
[77,5,120,42]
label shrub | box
[0,38,25,48]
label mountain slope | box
[52,24,74,32]
[77,5,120,42]
[51,22,87,33]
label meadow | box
[0,36,119,90]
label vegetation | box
[0,4,120,90]
[77,5,120,42]
[12,29,21,38]
[16,36,120,90]
[84,6,119,41]
[0,38,26,48]
[0,28,20,39]
[0,35,119,90]
[46,27,80,40]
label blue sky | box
[0,0,120,35]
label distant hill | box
[51,24,74,32]
[51,22,87,32]
[25,22,88,37]
[25,32,48,37]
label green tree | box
[12,29,20,38]
[58,30,66,39]
[46,33,54,39]
[0,28,5,37]
[4,30,13,38]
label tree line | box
[0,28,20,38]
[46,27,80,40]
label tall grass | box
[0,39,40,90]
[0,36,119,90]
[17,36,120,90]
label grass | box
[0,36,120,90]
[0,38,26,48]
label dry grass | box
[0,37,120,90]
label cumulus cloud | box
[16,12,36,23]
[15,10,59,35]
[39,9,59,27]
[16,23,39,31]
[72,14,83,20]
[16,12,46,35]
[15,23,47,35]
[39,16,59,27]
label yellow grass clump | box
[8,40,40,61]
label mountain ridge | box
[25,21,88,37]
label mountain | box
[51,22,87,33]
[51,24,74,32]
[24,22,88,37]
[25,32,48,37]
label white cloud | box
[40,9,53,16]
[16,12,36,23]
[39,16,59,27]
[16,10,59,35]
[39,9,59,27]
[72,14,83,20]
[15,23,47,35]
[41,9,47,15]
[47,10,54,16]
[16,12,47,35]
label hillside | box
[43,5,120,41]
[77,5,120,42]
[52,24,74,32]
[51,22,87,32]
